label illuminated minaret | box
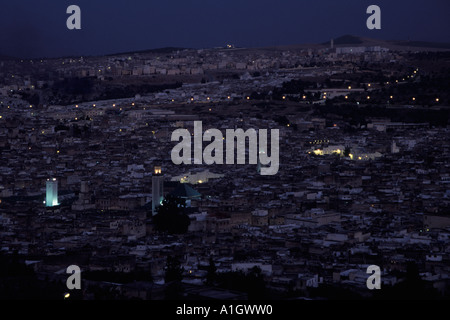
[46,178,59,207]
[152,166,164,216]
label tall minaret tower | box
[152,166,164,216]
[46,178,59,207]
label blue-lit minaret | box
[46,178,59,207]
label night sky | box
[0,0,449,58]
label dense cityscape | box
[1,35,450,300]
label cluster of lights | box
[309,139,330,144]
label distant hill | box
[328,35,363,45]
[320,35,450,52]
[391,40,450,50]
[107,47,189,57]
[0,54,17,61]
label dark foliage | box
[153,195,190,234]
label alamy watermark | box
[170,121,280,175]
[66,5,81,30]
[366,265,381,290]
[66,5,381,30]
[66,265,81,290]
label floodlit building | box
[152,166,164,216]
[46,178,59,207]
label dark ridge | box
[391,41,450,49]
[106,47,190,56]
[0,54,17,61]
[329,35,363,45]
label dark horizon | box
[1,0,449,59]
[2,33,450,61]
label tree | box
[343,146,351,157]
[164,256,183,283]
[164,256,184,300]
[153,195,190,234]
[215,266,268,300]
[246,266,267,300]
[205,256,217,286]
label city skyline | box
[1,0,449,58]
[1,0,450,304]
